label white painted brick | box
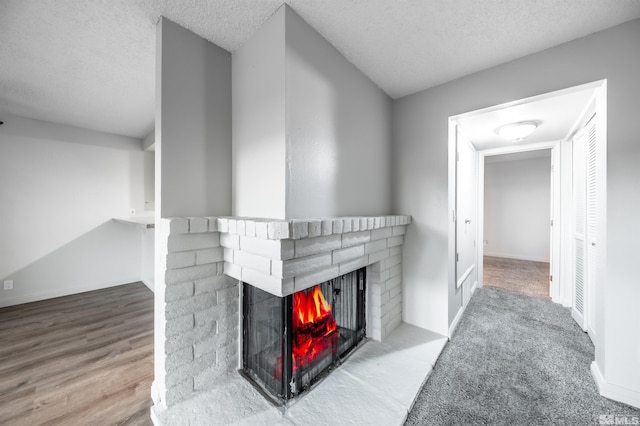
[367,218,374,229]
[223,248,234,263]
[166,351,215,388]
[216,287,240,305]
[165,320,215,354]
[240,236,294,260]
[272,260,283,277]
[255,221,268,239]
[332,244,365,264]
[352,218,360,232]
[196,247,224,265]
[389,263,402,279]
[370,261,383,273]
[167,251,196,269]
[369,248,389,264]
[292,220,309,239]
[169,218,189,234]
[282,253,332,278]
[268,221,290,239]
[371,227,393,241]
[282,278,294,296]
[217,218,229,233]
[168,233,220,253]
[245,220,256,238]
[369,267,390,285]
[373,217,382,229]
[388,278,402,296]
[339,256,368,276]
[389,246,402,257]
[321,219,333,236]
[165,346,194,372]
[236,220,246,236]
[206,217,218,232]
[228,219,238,234]
[308,220,322,238]
[166,292,217,321]
[164,377,194,407]
[385,275,402,294]
[223,262,242,281]
[294,265,340,292]
[194,275,235,295]
[165,264,218,285]
[234,250,271,274]
[194,365,225,392]
[165,281,194,302]
[193,304,230,326]
[219,233,240,250]
[342,231,371,248]
[332,218,343,234]
[216,339,238,366]
[387,235,404,248]
[194,329,236,360]
[387,216,396,226]
[165,313,194,337]
[216,313,239,335]
[295,234,341,258]
[188,217,208,233]
[401,216,411,225]
[242,268,284,296]
[365,239,387,254]
[384,254,402,270]
[342,218,353,233]
[392,226,406,236]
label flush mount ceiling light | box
[495,120,541,141]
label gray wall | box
[484,155,551,262]
[232,5,392,219]
[284,7,392,218]
[0,114,144,307]
[232,9,286,219]
[393,18,640,397]
[157,18,232,218]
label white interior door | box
[572,123,588,330]
[585,115,598,340]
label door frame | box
[477,141,561,302]
[448,80,606,311]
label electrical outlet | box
[129,208,136,216]
[4,280,13,290]
[483,240,488,246]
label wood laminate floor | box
[483,256,550,299]
[0,282,154,426]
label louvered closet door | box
[585,116,598,339]
[572,124,588,331]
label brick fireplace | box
[152,215,410,410]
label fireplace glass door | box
[242,268,366,403]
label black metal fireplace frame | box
[241,267,366,404]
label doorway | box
[482,150,552,299]
[448,80,607,336]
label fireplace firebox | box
[242,268,366,403]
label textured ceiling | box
[1,0,639,139]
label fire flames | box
[292,285,338,372]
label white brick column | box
[153,217,239,408]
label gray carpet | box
[405,287,640,425]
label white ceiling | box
[1,0,639,139]
[456,86,596,151]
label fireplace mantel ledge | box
[201,215,411,297]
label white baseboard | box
[142,279,155,292]
[591,361,640,409]
[0,276,141,308]
[484,252,549,263]
[448,306,464,338]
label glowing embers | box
[292,285,338,372]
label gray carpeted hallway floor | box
[405,287,640,425]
